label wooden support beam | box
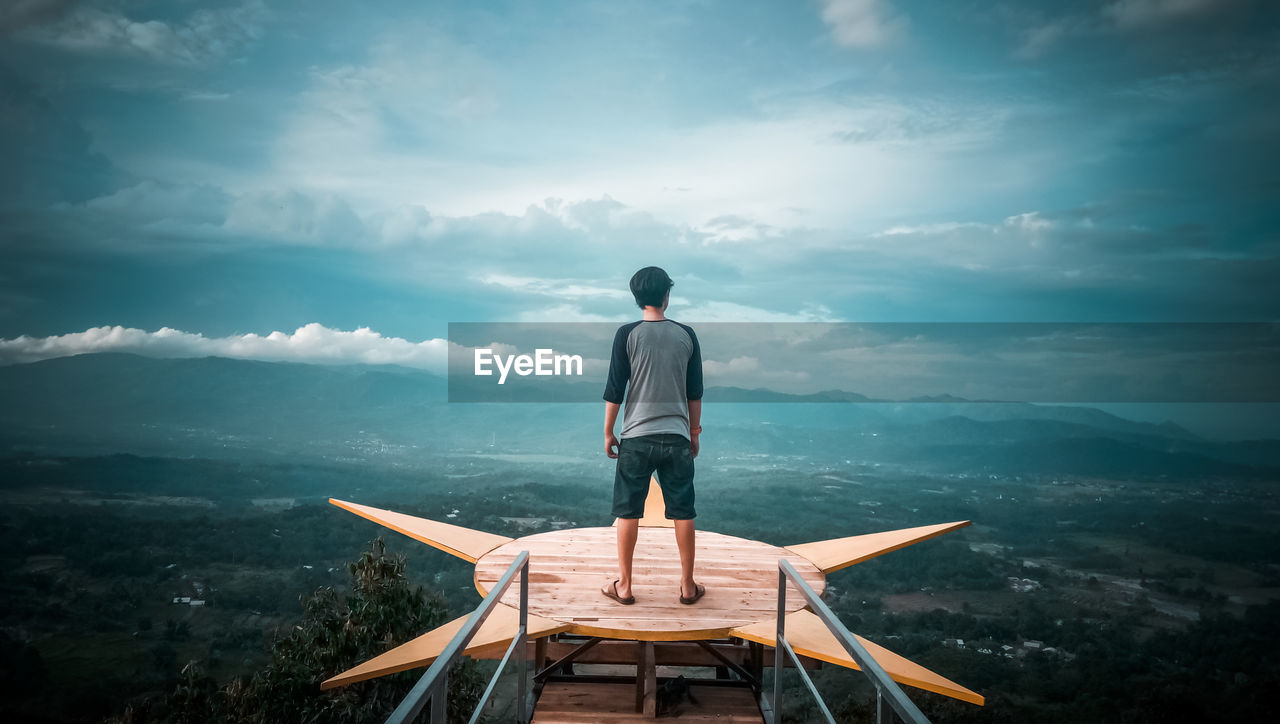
[634,641,648,714]
[641,641,657,717]
[535,637,602,683]
[535,636,548,671]
[731,609,984,706]
[321,604,568,689]
[467,638,821,670]
[785,520,971,574]
[329,498,513,563]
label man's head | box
[630,266,673,310]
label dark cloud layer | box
[0,0,1277,341]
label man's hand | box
[690,433,699,459]
[605,432,620,459]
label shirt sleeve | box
[685,325,703,401]
[602,325,631,404]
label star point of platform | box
[322,479,983,706]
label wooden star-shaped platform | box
[321,479,983,706]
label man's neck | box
[641,306,666,321]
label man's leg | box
[609,436,652,601]
[616,517,639,599]
[674,519,697,598]
[655,434,699,599]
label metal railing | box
[770,558,930,724]
[385,550,530,724]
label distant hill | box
[1,353,1276,479]
[704,386,878,403]
[895,436,1268,480]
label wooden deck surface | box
[474,527,825,641]
[532,682,763,723]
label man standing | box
[602,267,704,605]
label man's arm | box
[688,398,701,458]
[685,325,703,457]
[604,401,622,459]
[603,325,632,458]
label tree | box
[224,537,484,723]
[112,538,484,724]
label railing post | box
[772,567,786,724]
[518,556,529,724]
[775,558,931,724]
[384,551,531,724]
[431,674,447,722]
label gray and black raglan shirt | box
[603,319,703,440]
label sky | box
[1,0,1278,380]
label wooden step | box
[532,681,764,723]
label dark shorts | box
[612,433,696,520]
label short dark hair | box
[629,266,673,309]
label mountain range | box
[1,353,1276,480]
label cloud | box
[1104,0,1221,28]
[82,179,230,225]
[696,214,784,244]
[1015,0,1250,58]
[267,22,1008,231]
[1013,17,1085,60]
[876,221,989,237]
[25,167,1274,326]
[679,301,842,323]
[479,275,631,301]
[0,323,449,370]
[29,172,1264,325]
[864,207,1229,274]
[1003,211,1053,234]
[224,189,366,246]
[819,0,904,48]
[0,69,122,208]
[0,0,76,34]
[542,195,662,234]
[701,355,812,387]
[267,24,506,211]
[15,0,268,65]
[25,181,364,252]
[364,204,439,246]
[514,305,633,324]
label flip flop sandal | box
[679,582,706,605]
[602,579,635,605]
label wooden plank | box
[468,639,821,670]
[484,640,733,667]
[730,609,984,706]
[784,520,971,574]
[329,498,513,563]
[474,527,825,641]
[533,682,763,723]
[321,603,569,689]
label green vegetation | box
[1,446,1278,722]
[104,538,483,724]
